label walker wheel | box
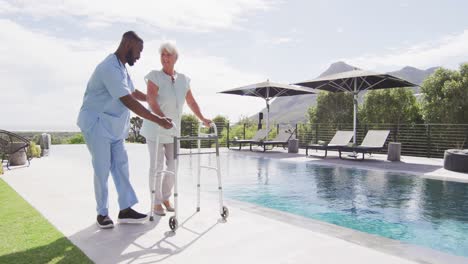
[169,216,178,231]
[221,206,229,220]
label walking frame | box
[149,122,229,232]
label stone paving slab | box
[2,144,467,264]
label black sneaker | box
[96,215,114,229]
[118,208,148,224]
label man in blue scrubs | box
[77,31,172,229]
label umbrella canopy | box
[295,70,417,144]
[219,80,315,132]
[296,70,416,93]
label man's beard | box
[126,50,136,66]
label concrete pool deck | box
[2,144,467,264]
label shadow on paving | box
[0,237,93,264]
[68,212,223,263]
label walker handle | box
[199,122,218,136]
[170,121,177,131]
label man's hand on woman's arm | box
[120,95,172,129]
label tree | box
[360,88,421,125]
[129,116,145,143]
[181,114,199,135]
[237,115,256,127]
[420,64,468,123]
[307,91,353,124]
[222,115,258,143]
[181,114,199,148]
[212,115,229,134]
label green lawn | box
[0,178,93,264]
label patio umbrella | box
[295,70,417,144]
[219,80,315,132]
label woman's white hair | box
[159,42,178,59]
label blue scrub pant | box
[83,125,138,216]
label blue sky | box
[1,0,468,131]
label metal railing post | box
[243,123,246,139]
[465,125,468,149]
[227,123,230,149]
[427,124,432,158]
[190,122,193,150]
[315,123,319,144]
[393,124,398,142]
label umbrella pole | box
[266,87,270,139]
[353,80,358,145]
[346,80,359,159]
[353,94,357,144]
[265,98,270,138]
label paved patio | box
[2,144,467,264]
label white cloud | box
[85,20,112,29]
[2,0,276,32]
[0,19,265,131]
[129,40,267,123]
[344,29,468,71]
[179,55,267,121]
[0,19,113,131]
[271,37,295,44]
[399,2,409,8]
[253,33,298,47]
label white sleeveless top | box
[140,70,190,143]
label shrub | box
[27,142,41,158]
[32,134,42,145]
[51,135,66,145]
[67,133,85,144]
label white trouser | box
[147,140,175,205]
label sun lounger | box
[305,130,354,158]
[338,130,390,160]
[252,129,293,152]
[229,129,269,150]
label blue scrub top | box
[77,54,135,140]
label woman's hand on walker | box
[202,118,212,127]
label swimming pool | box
[192,153,468,257]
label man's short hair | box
[123,31,143,43]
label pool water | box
[192,154,468,257]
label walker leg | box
[170,138,179,231]
[215,138,228,220]
[150,137,160,221]
[197,138,201,212]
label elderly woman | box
[140,42,211,216]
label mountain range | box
[253,61,438,124]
